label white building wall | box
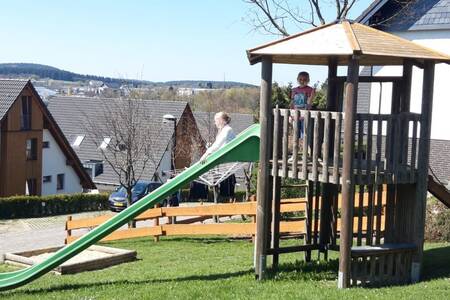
[368,29,450,140]
[42,129,83,195]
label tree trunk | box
[127,187,136,228]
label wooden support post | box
[305,180,314,262]
[271,107,282,269]
[338,56,359,289]
[411,60,435,283]
[154,203,160,242]
[255,56,273,280]
[213,185,219,223]
[319,58,338,258]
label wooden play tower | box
[248,20,450,288]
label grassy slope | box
[0,238,449,299]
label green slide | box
[0,124,260,291]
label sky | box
[0,0,372,86]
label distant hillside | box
[0,63,256,88]
[0,63,145,86]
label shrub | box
[0,193,109,219]
[425,198,450,242]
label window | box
[20,96,32,130]
[99,137,111,149]
[43,175,52,183]
[57,173,65,190]
[42,141,50,148]
[72,135,85,147]
[26,139,37,160]
[26,178,37,195]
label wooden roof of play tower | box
[247,20,450,66]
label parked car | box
[108,181,162,212]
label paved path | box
[0,211,109,257]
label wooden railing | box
[271,108,421,185]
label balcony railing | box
[271,108,421,185]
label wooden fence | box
[66,191,386,244]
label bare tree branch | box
[244,0,361,36]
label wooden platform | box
[272,158,417,185]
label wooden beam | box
[320,57,338,258]
[336,76,402,83]
[255,56,273,280]
[271,107,282,269]
[411,60,435,283]
[338,56,360,289]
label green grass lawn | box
[0,238,449,299]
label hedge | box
[0,193,109,219]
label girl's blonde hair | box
[215,111,231,124]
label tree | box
[244,0,358,36]
[84,98,164,227]
[272,81,291,108]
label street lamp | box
[163,114,177,172]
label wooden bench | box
[350,243,416,286]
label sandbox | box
[3,245,136,274]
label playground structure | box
[2,20,450,292]
[248,20,450,287]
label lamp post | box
[163,114,177,172]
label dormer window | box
[99,137,111,149]
[72,135,85,147]
[20,96,32,130]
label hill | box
[0,63,255,88]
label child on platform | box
[290,71,315,141]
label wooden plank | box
[302,111,310,180]
[366,185,374,246]
[366,116,373,185]
[66,214,114,230]
[375,185,383,245]
[65,216,72,244]
[312,112,321,181]
[333,113,341,184]
[336,76,403,83]
[162,203,256,216]
[282,109,290,178]
[305,181,313,262]
[313,183,320,245]
[392,115,401,183]
[272,107,281,177]
[271,177,282,268]
[322,112,331,182]
[268,244,320,255]
[331,187,338,246]
[410,119,418,182]
[385,115,393,182]
[67,226,163,243]
[292,109,300,179]
[375,116,383,185]
[160,221,306,236]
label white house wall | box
[42,129,83,195]
[368,29,450,140]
